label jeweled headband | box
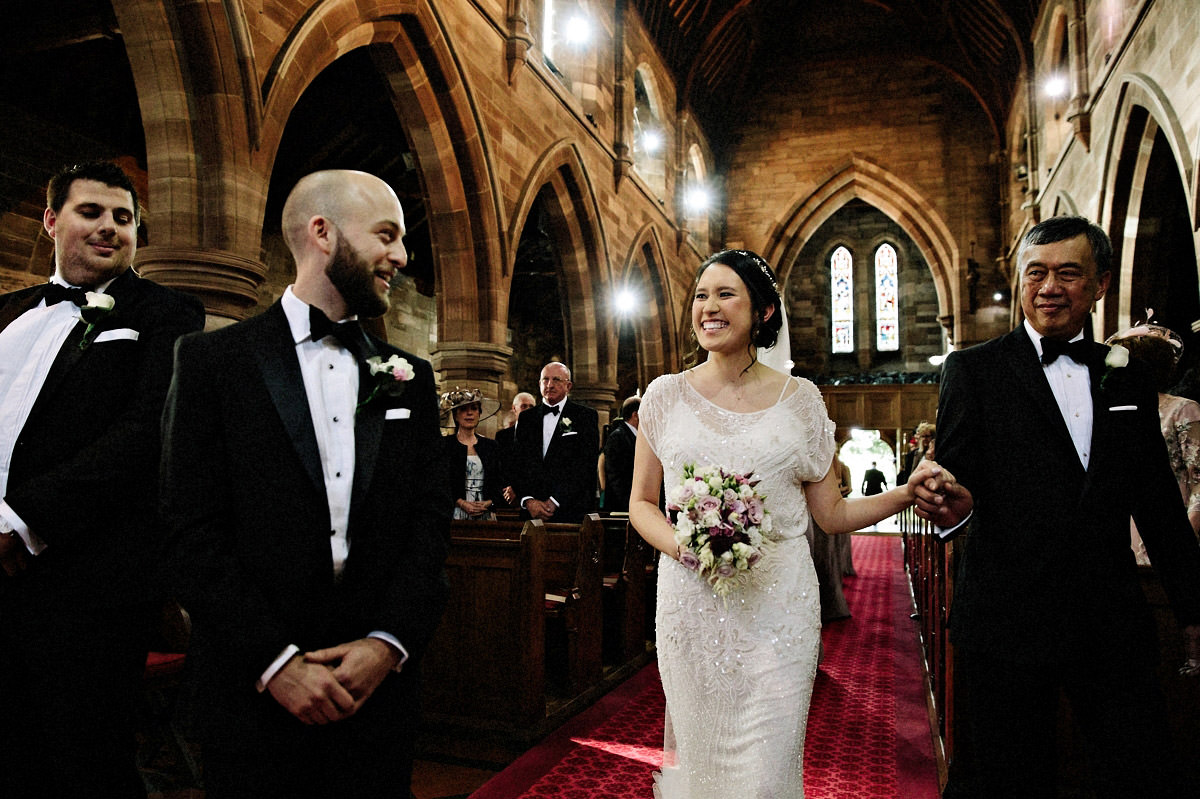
[724,249,780,297]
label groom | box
[917,215,1200,798]
[0,160,205,796]
[162,169,450,797]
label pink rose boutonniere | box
[78,292,116,350]
[357,354,414,415]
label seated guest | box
[441,387,503,520]
[1107,322,1200,563]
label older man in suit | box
[0,161,205,797]
[162,170,449,797]
[917,215,1200,798]
[514,362,599,524]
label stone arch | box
[256,2,503,341]
[1098,76,1199,346]
[508,139,612,401]
[618,223,678,388]
[762,156,960,342]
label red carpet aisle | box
[471,534,939,799]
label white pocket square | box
[1108,405,1138,412]
[385,408,411,420]
[561,431,578,437]
[93,328,139,343]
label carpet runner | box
[471,534,939,798]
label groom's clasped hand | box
[907,458,969,526]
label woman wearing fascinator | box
[628,249,952,797]
[1106,318,1200,567]
[440,387,503,520]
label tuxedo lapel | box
[0,286,45,334]
[1003,328,1082,467]
[253,303,325,496]
[351,339,386,511]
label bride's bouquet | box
[666,463,771,596]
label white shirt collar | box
[1024,319,1084,361]
[281,285,360,346]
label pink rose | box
[746,497,764,524]
[747,550,762,567]
[678,550,701,571]
[715,562,736,578]
[696,495,721,514]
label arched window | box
[874,243,899,351]
[831,245,854,353]
[632,66,667,198]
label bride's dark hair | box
[687,249,784,367]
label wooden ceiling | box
[631,0,1041,150]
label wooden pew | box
[422,519,546,730]
[598,513,651,667]
[541,514,604,696]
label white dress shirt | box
[0,274,115,555]
[258,288,405,690]
[520,401,565,511]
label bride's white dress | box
[640,371,835,799]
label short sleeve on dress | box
[638,373,676,459]
[793,378,837,480]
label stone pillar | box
[568,382,619,432]
[137,245,266,323]
[430,341,514,435]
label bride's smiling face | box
[693,263,755,353]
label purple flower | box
[696,495,721,514]
[679,549,701,571]
[746,497,764,524]
[716,562,736,578]
[747,550,762,567]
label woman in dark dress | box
[440,387,503,520]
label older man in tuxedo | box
[917,215,1200,798]
[162,169,449,797]
[514,362,599,523]
[0,161,205,797]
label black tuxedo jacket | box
[602,421,637,513]
[513,398,599,523]
[0,269,204,608]
[442,433,504,507]
[936,325,1200,664]
[161,301,450,739]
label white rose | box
[84,291,114,310]
[1105,343,1129,369]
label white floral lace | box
[642,372,835,798]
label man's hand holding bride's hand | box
[910,459,973,527]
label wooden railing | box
[899,506,957,786]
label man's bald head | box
[281,170,399,255]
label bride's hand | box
[906,459,953,500]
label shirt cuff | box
[256,644,300,692]
[0,501,47,556]
[367,631,408,672]
[934,512,972,541]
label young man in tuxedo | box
[916,215,1200,798]
[514,361,599,523]
[602,395,640,513]
[162,170,450,797]
[0,161,205,797]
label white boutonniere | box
[78,292,116,350]
[357,354,414,415]
[1101,343,1129,390]
[559,416,573,431]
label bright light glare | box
[615,288,637,315]
[993,291,1004,302]
[564,15,591,45]
[1044,75,1068,98]
[685,187,710,213]
[642,129,662,154]
[928,354,946,366]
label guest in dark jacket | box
[441,387,503,520]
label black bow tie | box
[44,284,89,307]
[309,306,369,360]
[543,404,560,416]
[1041,338,1092,366]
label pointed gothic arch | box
[762,156,959,341]
[508,139,612,391]
[617,223,678,388]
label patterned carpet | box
[473,534,939,798]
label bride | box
[629,249,946,797]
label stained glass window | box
[831,246,853,353]
[875,243,899,351]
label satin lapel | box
[253,304,325,496]
[1001,328,1082,467]
[0,286,45,333]
[351,339,384,511]
[1083,342,1112,485]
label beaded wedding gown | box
[640,371,835,798]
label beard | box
[325,232,390,318]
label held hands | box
[269,638,401,723]
[908,459,973,528]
